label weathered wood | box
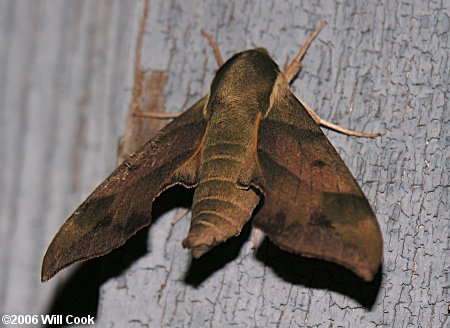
[0,0,448,327]
[0,0,140,319]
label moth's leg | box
[298,97,383,138]
[251,228,260,251]
[171,208,190,226]
[284,21,327,83]
[134,111,181,119]
[165,208,191,254]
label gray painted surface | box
[0,0,448,327]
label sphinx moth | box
[42,28,383,283]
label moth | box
[42,24,383,283]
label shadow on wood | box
[255,238,382,309]
[43,260,101,328]
[184,219,253,286]
[183,220,381,308]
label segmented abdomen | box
[185,140,260,257]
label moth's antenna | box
[201,29,224,66]
[285,21,327,83]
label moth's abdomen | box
[183,143,260,258]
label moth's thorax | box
[206,48,281,117]
[200,48,282,174]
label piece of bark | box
[117,0,168,164]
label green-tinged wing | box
[42,98,207,281]
[253,92,383,281]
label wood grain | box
[0,0,448,326]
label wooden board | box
[0,0,448,327]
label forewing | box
[253,92,382,281]
[42,98,207,281]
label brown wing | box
[42,98,207,282]
[253,92,383,281]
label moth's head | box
[212,48,281,90]
[206,48,284,116]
